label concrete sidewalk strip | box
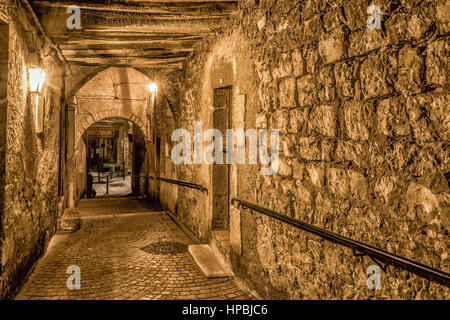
[188,245,232,278]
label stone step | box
[188,244,232,278]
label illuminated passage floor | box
[16,198,253,300]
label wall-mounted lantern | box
[147,82,157,95]
[146,82,157,139]
[29,67,46,94]
[28,67,46,134]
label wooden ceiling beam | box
[31,0,238,16]
[69,60,184,69]
[61,48,194,57]
[67,56,186,64]
[28,0,237,70]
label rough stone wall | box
[160,0,449,299]
[0,19,7,288]
[0,0,65,299]
[152,99,179,213]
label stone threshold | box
[188,244,232,278]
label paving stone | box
[15,198,253,300]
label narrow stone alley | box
[16,198,252,300]
[0,0,449,302]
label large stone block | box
[258,81,278,112]
[322,8,344,32]
[377,97,411,137]
[318,26,348,64]
[334,61,356,99]
[296,75,317,107]
[342,0,368,31]
[318,66,336,103]
[347,170,369,201]
[436,0,450,34]
[279,77,297,108]
[385,8,434,43]
[291,49,306,77]
[426,39,449,88]
[359,54,394,100]
[327,167,350,198]
[396,46,424,95]
[309,104,337,137]
[300,15,324,43]
[343,101,374,141]
[293,182,313,217]
[303,44,320,74]
[278,158,292,177]
[271,109,290,133]
[368,140,407,173]
[305,163,325,188]
[288,107,309,134]
[296,136,321,161]
[272,52,294,80]
[406,183,440,223]
[406,93,450,142]
[292,158,305,179]
[374,175,398,205]
[281,134,297,157]
[327,168,368,201]
[255,61,273,85]
[348,28,386,58]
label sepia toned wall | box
[73,67,150,146]
[155,0,450,299]
[0,0,66,299]
[69,67,152,204]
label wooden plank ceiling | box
[30,0,238,70]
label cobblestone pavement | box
[16,198,253,300]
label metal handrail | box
[155,176,208,194]
[231,198,450,287]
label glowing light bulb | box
[29,67,47,93]
[148,82,157,93]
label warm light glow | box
[148,82,158,94]
[29,67,47,93]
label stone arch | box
[74,116,149,200]
[73,67,152,145]
[65,66,109,104]
[76,109,148,148]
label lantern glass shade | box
[147,82,157,94]
[29,67,47,93]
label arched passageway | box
[76,117,147,199]
[65,67,153,208]
[3,0,449,303]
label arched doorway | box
[76,117,147,199]
[64,67,153,208]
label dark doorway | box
[132,125,146,195]
[212,86,232,230]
